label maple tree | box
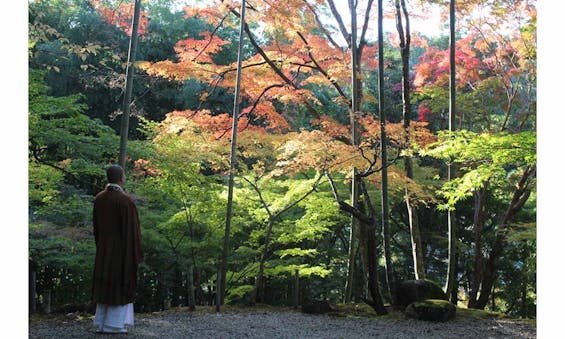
[89,0,150,37]
[28,70,121,308]
[139,1,385,134]
[412,0,536,308]
[27,0,537,318]
[406,1,536,306]
[422,130,536,309]
[391,0,427,283]
[138,0,395,312]
[134,114,351,304]
[134,97,435,307]
[413,1,536,133]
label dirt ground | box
[28,306,536,339]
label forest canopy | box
[28,0,536,319]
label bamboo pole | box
[219,0,246,308]
[445,0,458,302]
[118,0,142,168]
[345,0,360,304]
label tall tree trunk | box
[219,0,246,307]
[118,0,142,168]
[187,264,196,311]
[444,0,458,302]
[253,219,275,303]
[472,165,535,309]
[344,221,357,302]
[406,195,425,278]
[360,180,388,315]
[345,0,361,303]
[326,174,387,315]
[394,0,425,280]
[451,248,459,304]
[377,0,394,303]
[468,184,488,308]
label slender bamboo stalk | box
[445,0,458,302]
[377,0,394,302]
[345,0,360,304]
[118,0,142,168]
[219,0,246,308]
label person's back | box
[91,165,142,334]
[92,186,141,305]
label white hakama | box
[93,303,134,333]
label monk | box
[91,164,143,334]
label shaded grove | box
[28,0,536,319]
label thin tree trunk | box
[394,0,425,281]
[293,269,299,308]
[357,199,369,300]
[345,0,362,304]
[343,220,359,303]
[344,220,357,302]
[444,0,458,302]
[468,185,487,308]
[473,166,535,309]
[118,0,142,168]
[491,280,496,310]
[377,0,394,303]
[187,264,195,311]
[253,219,275,303]
[406,194,425,279]
[344,230,357,302]
[360,180,388,315]
[326,173,387,315]
[219,0,246,307]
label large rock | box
[396,279,448,307]
[405,299,456,322]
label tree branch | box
[228,5,322,119]
[272,174,324,220]
[295,31,350,104]
[325,171,372,224]
[359,0,374,52]
[302,0,343,50]
[241,176,273,219]
[327,0,351,46]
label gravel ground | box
[29,308,536,339]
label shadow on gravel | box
[29,306,536,339]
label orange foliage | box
[139,0,437,195]
[90,0,149,36]
[176,32,230,64]
[357,114,435,149]
[133,158,160,177]
[311,116,350,142]
[276,130,357,175]
[140,1,386,134]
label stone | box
[395,279,448,307]
[405,299,456,322]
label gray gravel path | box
[29,308,536,338]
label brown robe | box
[92,186,143,305]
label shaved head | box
[106,165,125,184]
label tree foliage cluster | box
[28,0,536,318]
